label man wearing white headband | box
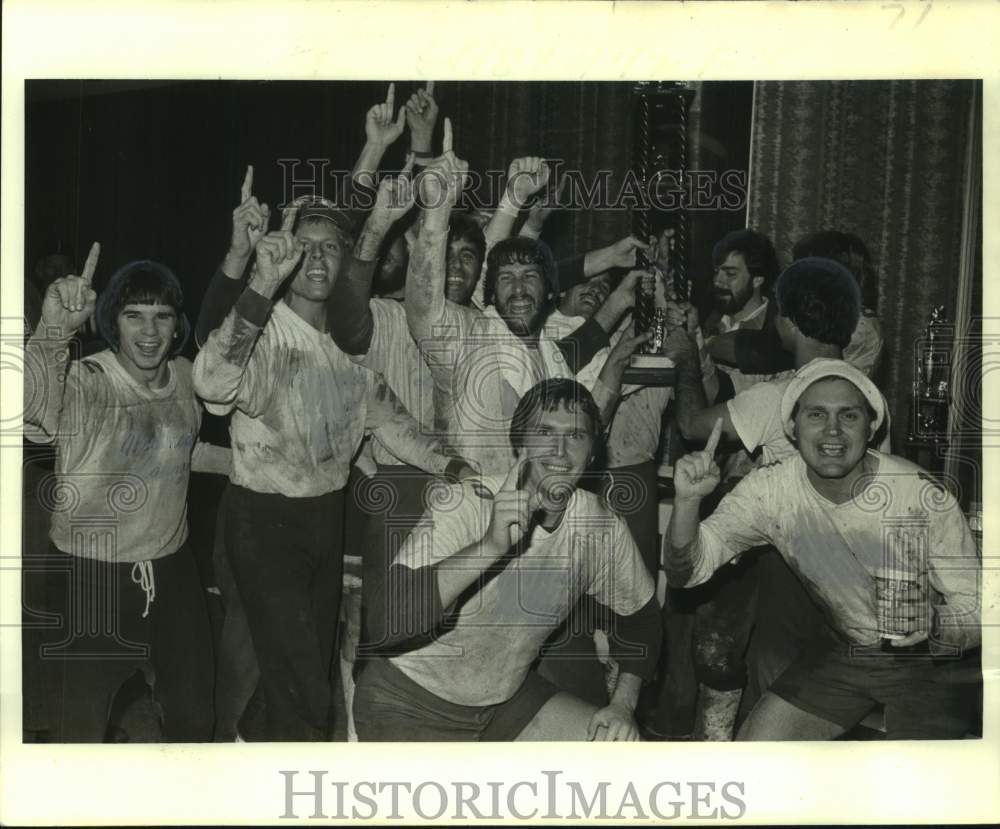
[664,360,981,740]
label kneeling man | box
[355,378,661,741]
[665,360,981,740]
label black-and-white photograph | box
[18,76,984,744]
[2,2,997,825]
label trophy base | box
[623,354,676,387]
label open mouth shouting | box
[817,442,847,458]
[133,340,163,359]
[305,266,329,283]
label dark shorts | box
[354,656,559,741]
[769,639,979,739]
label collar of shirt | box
[720,296,769,334]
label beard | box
[498,299,547,337]
[713,282,754,315]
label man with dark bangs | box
[23,246,226,742]
[354,378,661,741]
[403,123,647,478]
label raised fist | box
[404,82,439,147]
[506,156,550,209]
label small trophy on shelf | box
[909,305,952,443]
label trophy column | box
[624,81,695,386]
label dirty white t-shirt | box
[685,452,980,650]
[26,347,201,563]
[352,298,437,467]
[194,299,447,497]
[390,478,655,705]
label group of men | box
[22,82,981,743]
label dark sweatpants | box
[34,541,213,742]
[225,484,344,741]
[357,464,436,654]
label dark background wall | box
[26,79,753,326]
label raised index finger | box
[80,241,101,284]
[442,117,453,154]
[280,204,298,232]
[424,80,435,97]
[386,82,395,110]
[241,165,254,203]
[501,455,528,492]
[705,417,724,456]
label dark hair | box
[774,257,861,349]
[792,229,879,313]
[509,378,602,454]
[373,220,411,297]
[448,212,487,269]
[484,237,559,307]
[711,229,780,294]
[95,260,190,355]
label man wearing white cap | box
[664,360,981,739]
[658,256,879,739]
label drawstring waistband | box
[130,561,156,619]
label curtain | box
[443,81,634,260]
[747,80,981,462]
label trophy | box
[623,255,676,385]
[909,305,952,441]
[621,81,693,386]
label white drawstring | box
[130,561,156,619]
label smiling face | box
[559,275,610,320]
[494,261,550,336]
[115,303,177,385]
[793,377,875,489]
[519,402,595,513]
[445,238,482,306]
[288,220,349,303]
[712,251,759,315]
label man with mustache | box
[703,229,885,383]
[355,379,661,740]
[657,258,891,740]
[696,229,782,400]
[404,121,648,478]
[665,364,980,740]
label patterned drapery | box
[747,80,981,465]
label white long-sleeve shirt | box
[193,294,451,497]
[23,341,224,562]
[676,452,981,651]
